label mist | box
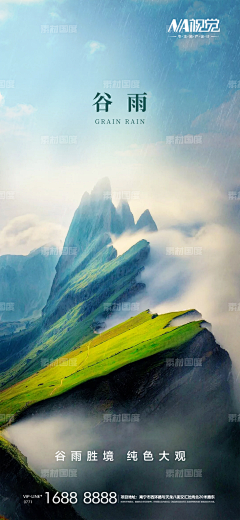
[109,222,240,408]
[5,399,238,520]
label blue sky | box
[0,0,240,254]
[1,0,239,136]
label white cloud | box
[116,141,165,158]
[111,221,240,382]
[142,224,240,375]
[0,9,11,20]
[0,94,36,135]
[179,88,192,94]
[185,0,207,17]
[191,91,240,135]
[84,40,106,56]
[176,35,220,53]
[4,103,36,119]
[49,8,65,21]
[0,214,67,255]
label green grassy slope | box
[0,435,82,519]
[0,434,53,489]
[43,238,148,325]
[0,309,202,428]
[0,239,149,390]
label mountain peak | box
[51,180,157,292]
[117,199,135,231]
[135,209,158,232]
[81,191,91,206]
[91,177,111,200]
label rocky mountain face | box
[0,178,157,327]
[43,239,149,329]
[116,199,135,231]
[48,177,157,296]
[18,327,234,434]
[13,326,240,519]
[42,177,157,328]
[0,438,82,520]
[135,209,158,232]
[0,248,59,322]
[0,179,157,387]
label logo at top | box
[167,19,220,34]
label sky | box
[0,0,239,255]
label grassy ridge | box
[0,434,52,489]
[0,239,149,390]
[0,310,202,428]
[0,434,82,519]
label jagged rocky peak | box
[61,179,157,257]
[52,179,157,289]
[135,209,158,232]
[60,177,122,254]
[90,176,111,200]
[80,190,91,206]
[117,199,135,231]
[0,246,59,322]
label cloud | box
[142,224,240,376]
[110,124,240,376]
[4,103,36,119]
[179,88,192,94]
[0,9,11,20]
[191,91,240,135]
[0,94,36,135]
[49,8,65,21]
[185,0,207,17]
[116,91,240,155]
[0,214,67,255]
[84,40,106,57]
[116,141,165,158]
[110,222,240,386]
[176,35,221,53]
